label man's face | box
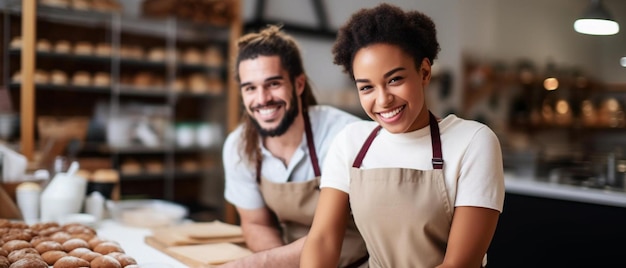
[239,55,302,137]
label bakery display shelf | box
[9,49,112,64]
[119,171,168,181]
[9,82,110,93]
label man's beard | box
[251,92,299,137]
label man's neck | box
[263,113,305,167]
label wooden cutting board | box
[151,221,245,246]
[145,236,251,267]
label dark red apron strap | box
[343,253,370,268]
[429,111,444,169]
[352,125,382,168]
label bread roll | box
[93,72,111,87]
[90,255,121,268]
[7,248,41,263]
[67,247,92,258]
[2,240,32,253]
[9,37,21,49]
[204,45,224,67]
[0,256,8,268]
[62,238,89,252]
[29,237,52,248]
[54,40,72,54]
[95,43,112,57]
[73,41,94,55]
[0,248,7,257]
[71,0,90,10]
[50,231,71,244]
[80,251,102,262]
[37,226,62,237]
[36,39,52,52]
[41,250,67,265]
[34,241,63,254]
[53,256,90,268]
[188,73,207,93]
[93,242,124,255]
[50,69,68,85]
[132,72,153,89]
[7,258,47,268]
[40,0,69,8]
[120,159,141,175]
[71,71,92,86]
[183,48,202,65]
[107,252,137,267]
[147,47,165,62]
[91,169,119,183]
[34,70,49,84]
[144,161,163,174]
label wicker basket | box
[37,116,90,142]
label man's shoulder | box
[309,105,360,122]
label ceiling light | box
[574,0,620,35]
[621,57,626,67]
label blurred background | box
[1,2,626,265]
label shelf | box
[120,169,213,181]
[9,83,223,98]
[3,1,230,41]
[9,49,226,72]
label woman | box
[301,3,505,268]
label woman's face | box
[352,43,432,133]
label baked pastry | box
[188,73,207,93]
[93,72,111,87]
[0,256,8,268]
[119,45,143,60]
[40,0,70,8]
[121,159,141,175]
[0,248,7,257]
[80,251,102,262]
[91,0,122,13]
[71,71,92,86]
[67,248,91,258]
[2,240,32,252]
[95,43,112,57]
[71,0,90,10]
[87,237,113,250]
[34,70,49,84]
[90,255,121,268]
[73,41,94,55]
[9,36,21,49]
[7,248,41,263]
[207,73,224,94]
[10,71,21,83]
[41,250,67,265]
[36,39,52,52]
[147,47,165,62]
[49,69,69,85]
[183,48,202,65]
[204,45,224,67]
[50,231,72,244]
[132,72,153,89]
[7,258,48,268]
[91,169,119,183]
[93,242,124,255]
[53,40,72,54]
[35,241,63,254]
[144,160,163,174]
[106,252,137,267]
[53,255,90,268]
[37,226,62,237]
[62,238,89,252]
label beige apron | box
[257,112,369,268]
[349,111,453,268]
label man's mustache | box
[250,100,287,111]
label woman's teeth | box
[380,106,403,119]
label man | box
[220,25,368,267]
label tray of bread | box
[0,219,137,268]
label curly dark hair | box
[332,3,441,80]
[235,25,317,167]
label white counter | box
[95,220,186,268]
[505,172,626,208]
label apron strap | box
[352,111,444,170]
[256,112,321,183]
[429,111,444,169]
[352,125,382,168]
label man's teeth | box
[380,106,403,118]
[259,108,277,115]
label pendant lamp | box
[574,0,620,35]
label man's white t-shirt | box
[223,105,361,210]
[320,114,505,212]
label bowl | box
[106,199,187,228]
